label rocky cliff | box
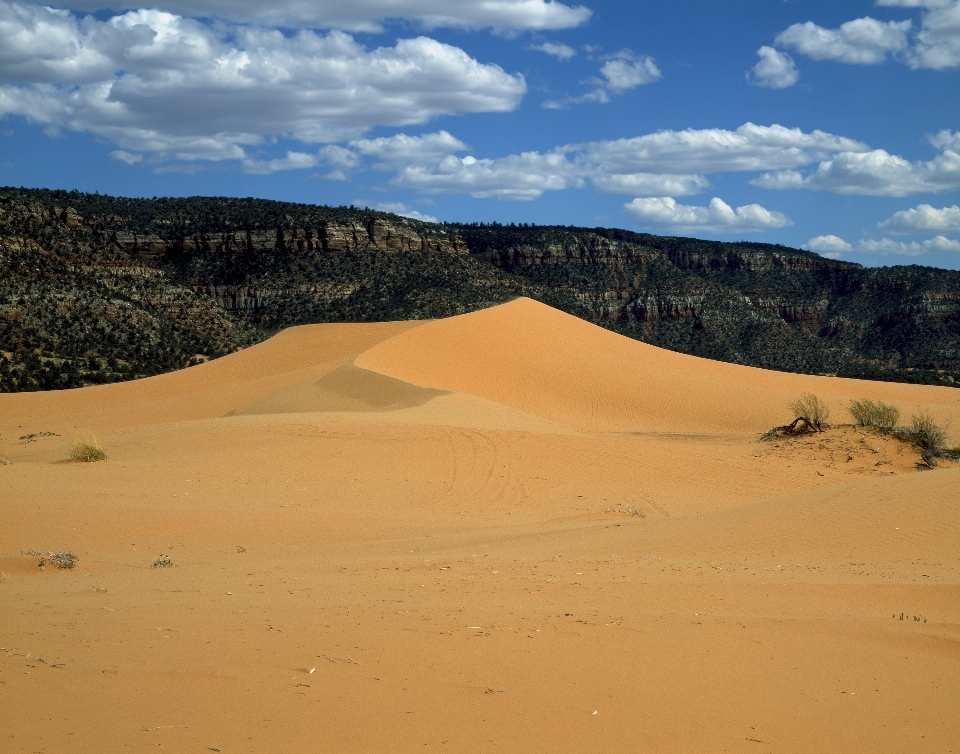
[2,187,959,391]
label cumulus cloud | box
[857,235,960,254]
[774,1,960,70]
[542,49,660,108]
[775,17,912,64]
[747,46,800,88]
[622,196,792,233]
[394,151,581,200]
[242,151,319,175]
[752,131,960,196]
[374,123,868,201]
[802,235,853,253]
[0,3,526,162]
[599,55,662,90]
[529,42,577,59]
[582,123,868,175]
[879,203,960,232]
[351,131,469,168]
[42,0,592,32]
[371,202,438,223]
[908,0,960,68]
[109,150,143,165]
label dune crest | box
[357,297,960,434]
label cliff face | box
[453,224,960,382]
[3,187,959,392]
[0,198,263,391]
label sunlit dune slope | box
[0,320,421,430]
[357,297,960,434]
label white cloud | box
[598,55,661,90]
[802,234,853,253]
[857,235,960,254]
[371,202,438,223]
[351,131,469,168]
[542,48,660,108]
[393,151,581,200]
[775,2,960,70]
[109,150,143,165]
[582,123,868,175]
[775,17,912,64]
[0,3,526,161]
[378,123,868,200]
[908,0,960,68]
[752,132,960,196]
[879,203,960,232]
[747,46,800,88]
[589,173,710,196]
[42,0,592,33]
[877,1,952,7]
[529,42,577,59]
[242,151,319,174]
[622,196,792,233]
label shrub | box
[907,412,949,453]
[848,398,900,429]
[23,549,78,569]
[152,554,175,568]
[788,394,831,432]
[69,432,106,462]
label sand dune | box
[357,297,960,434]
[1,298,958,753]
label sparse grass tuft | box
[848,399,900,429]
[69,432,106,462]
[0,456,11,466]
[151,554,175,569]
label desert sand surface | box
[1,297,958,753]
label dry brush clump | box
[151,554,175,568]
[23,548,78,569]
[898,411,955,468]
[848,398,900,430]
[69,432,106,462]
[762,393,832,439]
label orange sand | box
[1,298,958,753]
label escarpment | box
[2,187,959,392]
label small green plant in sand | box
[69,432,106,462]
[848,399,900,430]
[152,554,175,568]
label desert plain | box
[1,297,959,753]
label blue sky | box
[1,0,959,268]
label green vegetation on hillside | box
[2,187,959,393]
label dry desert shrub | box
[788,393,831,432]
[892,411,954,468]
[152,554,175,568]
[23,549,79,569]
[905,412,949,454]
[848,399,900,429]
[69,432,106,462]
